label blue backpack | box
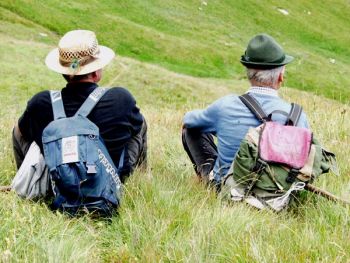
[42,87,123,216]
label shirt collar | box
[65,82,97,89]
[246,86,279,97]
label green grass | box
[0,1,350,102]
[1,1,350,262]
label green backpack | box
[224,94,336,211]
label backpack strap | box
[240,94,303,126]
[286,103,302,126]
[239,93,269,122]
[50,91,66,120]
[75,87,108,117]
[285,103,303,183]
[118,148,125,171]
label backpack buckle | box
[286,168,299,183]
[87,164,97,174]
[244,159,267,196]
[253,159,267,173]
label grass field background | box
[0,1,349,262]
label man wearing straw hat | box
[13,30,147,183]
[182,33,309,190]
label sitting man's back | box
[182,34,308,189]
[13,30,147,186]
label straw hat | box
[240,34,293,69]
[45,30,115,75]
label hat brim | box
[240,54,294,69]
[45,45,115,75]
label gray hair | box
[247,66,284,86]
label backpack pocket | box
[61,199,113,217]
[51,163,84,200]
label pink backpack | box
[224,93,334,211]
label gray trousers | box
[12,120,147,182]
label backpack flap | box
[42,117,100,167]
[259,122,313,169]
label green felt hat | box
[240,34,294,69]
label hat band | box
[58,47,100,74]
[59,55,96,67]
[243,53,286,64]
[59,56,98,74]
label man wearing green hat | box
[182,33,309,189]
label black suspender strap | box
[286,103,302,126]
[239,93,268,123]
[240,93,303,126]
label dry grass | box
[0,9,350,263]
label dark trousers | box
[12,119,148,181]
[182,127,218,181]
[12,125,31,170]
[124,119,148,181]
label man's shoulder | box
[212,93,240,107]
[30,90,51,100]
[219,93,239,102]
[27,90,51,110]
[96,87,138,114]
[103,87,135,102]
[105,87,133,97]
[251,94,309,128]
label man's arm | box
[13,91,47,168]
[183,98,223,134]
[12,124,31,169]
[298,112,310,129]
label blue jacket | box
[183,87,309,182]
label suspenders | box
[239,93,303,126]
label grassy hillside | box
[0,1,350,102]
[0,1,350,262]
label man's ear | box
[91,69,102,83]
[90,71,97,80]
[278,67,285,84]
[278,72,284,83]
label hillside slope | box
[0,3,350,262]
[0,1,350,102]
